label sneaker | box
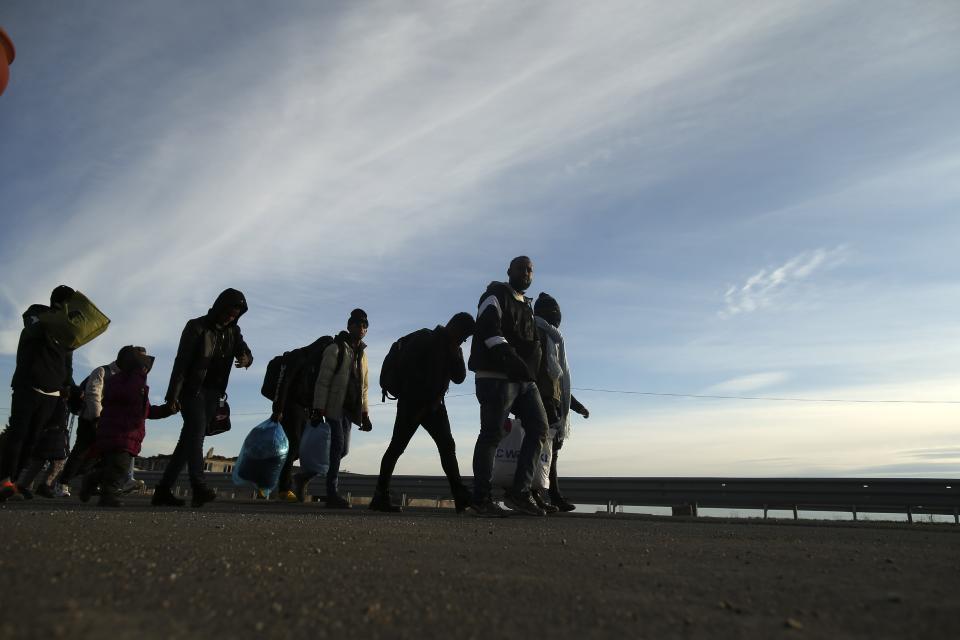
[453,488,473,515]
[16,485,34,500]
[79,474,97,503]
[293,474,309,503]
[279,490,298,503]
[120,478,145,495]
[35,484,56,499]
[191,485,217,508]
[325,493,351,509]
[532,489,559,514]
[549,493,576,512]
[98,492,123,508]
[469,499,508,518]
[369,490,402,513]
[256,488,268,500]
[151,485,186,507]
[0,480,19,502]
[504,490,546,516]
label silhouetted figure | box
[469,257,548,516]
[153,289,252,508]
[533,293,589,513]
[58,358,120,487]
[370,312,476,513]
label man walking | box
[298,309,372,508]
[152,288,253,508]
[469,257,549,516]
[370,312,476,513]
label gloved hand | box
[235,353,252,368]
[359,412,373,432]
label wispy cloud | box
[704,372,790,394]
[720,246,847,318]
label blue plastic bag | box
[299,420,331,476]
[232,419,289,495]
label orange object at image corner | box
[0,27,16,96]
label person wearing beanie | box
[533,293,589,513]
[298,309,372,508]
[1,286,79,502]
[79,346,176,507]
[153,288,252,508]
[468,256,549,517]
[370,312,476,513]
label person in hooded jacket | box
[533,293,589,513]
[152,289,253,508]
[370,312,476,513]
[80,346,176,507]
[1,286,77,502]
[297,309,372,507]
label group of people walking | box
[0,257,588,517]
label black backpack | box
[380,329,427,402]
[262,337,343,407]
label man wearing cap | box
[302,309,372,508]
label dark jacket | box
[10,304,74,393]
[468,281,541,381]
[165,289,253,403]
[273,337,334,414]
[96,370,173,456]
[398,326,467,407]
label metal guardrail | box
[131,472,959,523]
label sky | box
[1,0,959,479]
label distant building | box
[137,448,237,474]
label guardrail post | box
[907,506,913,524]
[954,508,958,525]
[792,506,798,520]
[852,505,857,521]
[763,505,768,519]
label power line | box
[569,387,960,405]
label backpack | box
[380,329,427,402]
[260,354,288,401]
[261,337,343,407]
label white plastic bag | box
[299,420,331,476]
[492,418,553,490]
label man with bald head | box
[468,256,549,516]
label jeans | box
[1,389,59,481]
[277,403,306,492]
[471,379,548,502]
[160,389,218,488]
[326,415,351,495]
[376,399,465,497]
[59,417,97,484]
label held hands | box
[166,399,181,414]
[359,412,373,432]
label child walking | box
[80,346,176,507]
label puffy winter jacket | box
[166,288,253,403]
[312,332,368,424]
[11,304,74,393]
[96,370,173,456]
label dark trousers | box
[277,404,306,492]
[1,389,59,481]
[326,416,351,495]
[160,389,218,488]
[59,417,97,484]
[376,399,465,497]
[548,433,563,498]
[472,379,548,502]
[91,451,132,498]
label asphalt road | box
[1,498,958,639]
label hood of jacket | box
[207,288,248,327]
[23,303,50,328]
